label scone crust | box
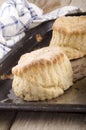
[53,16,86,35]
[12,47,64,76]
[12,47,73,101]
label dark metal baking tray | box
[0,12,86,112]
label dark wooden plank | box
[0,111,16,130]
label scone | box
[50,16,86,60]
[12,47,73,101]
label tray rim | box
[0,102,86,112]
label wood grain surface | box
[0,0,86,130]
[10,112,86,130]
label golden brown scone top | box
[12,47,64,76]
[53,16,86,34]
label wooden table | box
[0,0,86,130]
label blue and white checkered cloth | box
[0,0,82,59]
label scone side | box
[50,30,86,59]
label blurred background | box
[0,0,86,13]
[29,0,86,13]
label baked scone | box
[50,16,86,60]
[12,47,73,101]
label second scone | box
[50,16,86,60]
[12,47,73,101]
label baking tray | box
[0,12,86,112]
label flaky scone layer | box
[12,47,73,101]
[50,16,86,59]
[53,16,86,34]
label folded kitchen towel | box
[0,0,81,59]
[0,0,43,59]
